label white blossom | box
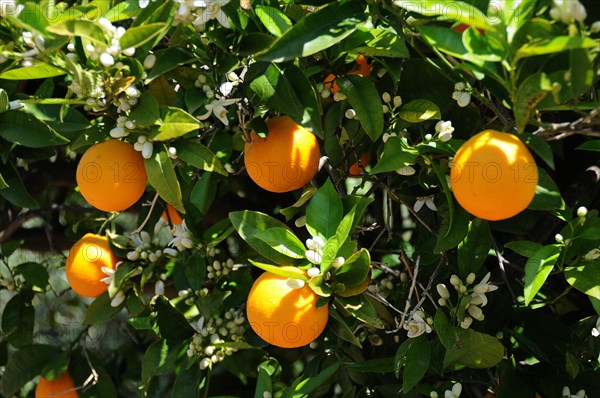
[100,266,116,285]
[382,92,391,103]
[592,317,600,337]
[471,272,498,307]
[460,316,473,329]
[192,0,232,29]
[306,236,325,252]
[110,291,126,307]
[592,21,600,33]
[197,95,240,125]
[393,96,402,108]
[134,135,153,159]
[305,249,323,264]
[577,206,588,218]
[467,304,485,321]
[414,196,437,212]
[562,386,587,398]
[456,91,471,107]
[404,311,432,338]
[99,52,115,67]
[436,283,450,300]
[583,248,600,261]
[444,383,462,398]
[345,108,356,119]
[435,120,454,142]
[396,166,416,176]
[307,267,321,277]
[169,220,195,251]
[550,0,587,23]
[155,280,165,296]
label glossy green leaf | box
[280,187,317,221]
[173,141,227,176]
[150,296,195,341]
[84,292,125,324]
[129,91,160,127]
[395,0,492,31]
[248,260,308,282]
[255,227,307,260]
[1,292,34,348]
[328,308,362,348]
[457,219,491,277]
[403,334,430,392]
[337,27,410,58]
[106,0,141,22]
[144,147,184,212]
[505,240,542,258]
[345,357,394,373]
[434,203,470,253]
[565,259,600,300]
[514,73,551,133]
[521,133,554,169]
[523,244,562,306]
[528,168,564,211]
[337,295,385,329]
[255,0,366,62]
[14,262,49,291]
[463,27,505,61]
[398,99,441,123]
[0,89,9,113]
[141,339,181,384]
[46,20,106,45]
[0,111,69,148]
[150,107,202,141]
[577,140,600,152]
[255,5,292,37]
[172,363,203,398]
[230,210,303,265]
[370,136,418,174]
[292,361,340,397]
[332,248,370,289]
[0,162,40,209]
[145,47,195,83]
[338,74,384,141]
[306,179,343,240]
[120,23,166,49]
[515,36,598,61]
[0,63,66,80]
[443,329,504,369]
[0,345,62,396]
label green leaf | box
[337,27,410,58]
[528,168,564,211]
[189,171,218,214]
[129,92,160,127]
[332,248,370,293]
[577,140,600,152]
[521,133,555,169]
[443,329,504,369]
[403,334,431,392]
[0,89,9,113]
[1,292,34,348]
[345,357,394,373]
[434,204,470,253]
[0,63,66,80]
[328,308,362,348]
[0,111,69,147]
[342,195,374,232]
[255,5,292,37]
[246,63,322,137]
[320,207,356,273]
[416,25,480,64]
[306,179,343,240]
[395,0,492,31]
[514,73,551,132]
[462,27,505,62]
[457,219,491,277]
[255,228,307,260]
[255,0,366,62]
[145,147,184,212]
[505,240,542,258]
[185,256,206,291]
[248,260,308,282]
[292,361,340,397]
[84,292,124,324]
[0,162,40,209]
[523,244,562,306]
[120,23,166,49]
[280,187,317,221]
[14,262,48,291]
[141,339,181,384]
[145,47,195,83]
[565,259,600,300]
[398,99,441,123]
[0,344,62,396]
[229,210,303,265]
[106,0,141,22]
[70,349,117,397]
[370,136,418,174]
[337,74,384,141]
[172,362,203,398]
[46,20,106,45]
[150,296,196,341]
[565,351,580,380]
[151,107,202,141]
[515,36,598,61]
[337,295,385,329]
[394,339,411,378]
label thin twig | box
[366,291,406,316]
[396,256,420,332]
[131,192,160,235]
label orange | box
[349,152,370,176]
[324,54,372,94]
[161,203,183,226]
[66,233,118,298]
[246,266,329,348]
[35,371,78,398]
[76,140,147,212]
[450,130,538,221]
[244,116,320,193]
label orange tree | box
[0,0,599,397]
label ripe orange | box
[244,116,320,193]
[349,152,370,176]
[35,371,78,398]
[450,130,538,221]
[324,54,372,94]
[66,233,118,298]
[76,140,147,212]
[246,266,329,348]
[161,203,183,226]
